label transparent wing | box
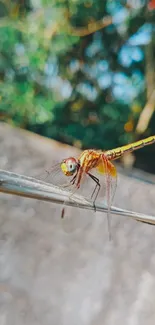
[35,157,117,207]
[35,162,95,200]
[35,161,104,201]
[34,163,93,233]
[96,155,117,239]
[35,156,117,237]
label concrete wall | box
[0,123,155,325]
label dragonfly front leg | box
[70,174,77,185]
[70,162,81,186]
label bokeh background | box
[0,0,155,172]
[1,3,155,325]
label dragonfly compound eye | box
[60,157,77,176]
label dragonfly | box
[44,136,155,238]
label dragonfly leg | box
[60,174,78,218]
[70,174,77,185]
[61,207,65,219]
[87,173,101,211]
[70,162,81,186]
[61,173,78,189]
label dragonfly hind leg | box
[87,173,101,211]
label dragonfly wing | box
[35,164,92,233]
[87,156,117,206]
[35,155,117,207]
[35,162,94,201]
[36,163,77,193]
[106,159,117,206]
[95,155,117,239]
[66,157,117,204]
[96,156,117,203]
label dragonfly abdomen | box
[104,135,155,160]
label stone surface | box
[0,122,155,325]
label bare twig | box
[0,6,112,37]
[69,16,112,37]
[136,17,155,135]
[0,169,155,225]
[136,89,155,134]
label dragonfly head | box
[61,157,79,176]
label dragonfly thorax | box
[61,157,79,176]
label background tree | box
[0,0,155,172]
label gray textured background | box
[1,122,155,325]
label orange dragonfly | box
[45,136,155,237]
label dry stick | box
[44,15,113,39]
[69,16,112,37]
[136,89,155,134]
[1,169,155,225]
[136,33,155,134]
[0,11,112,37]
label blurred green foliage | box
[0,0,155,171]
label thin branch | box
[0,169,155,225]
[69,16,112,37]
[136,89,155,134]
[136,12,155,135]
[0,11,112,37]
